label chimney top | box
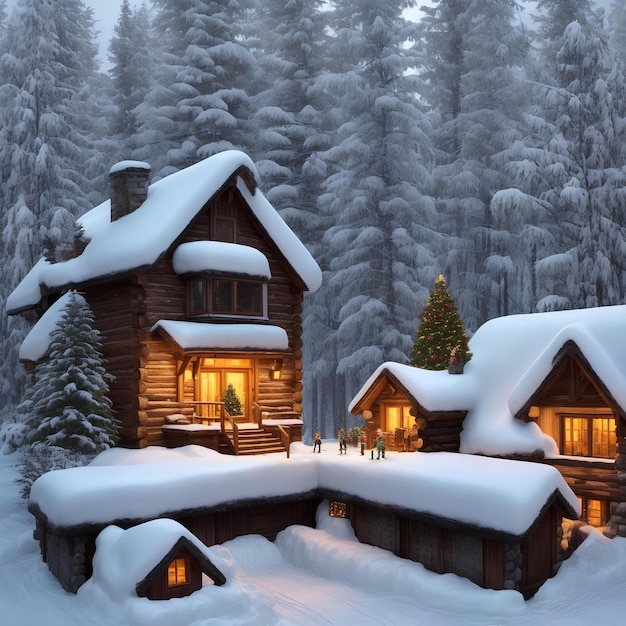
[109,160,151,175]
[109,161,151,222]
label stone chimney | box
[109,161,151,221]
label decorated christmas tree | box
[410,275,472,371]
[222,383,243,416]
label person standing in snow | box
[313,432,321,453]
[338,428,347,454]
[374,429,386,459]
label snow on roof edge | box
[8,150,321,308]
[29,446,579,538]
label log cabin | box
[28,445,578,598]
[349,306,626,538]
[8,151,322,454]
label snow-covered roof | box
[91,519,220,599]
[29,444,578,538]
[350,305,626,457]
[19,291,73,362]
[172,241,271,280]
[7,150,321,314]
[151,320,289,352]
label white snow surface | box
[30,444,577,536]
[87,519,220,599]
[6,150,322,314]
[1,450,626,625]
[18,291,72,362]
[351,304,626,458]
[172,240,271,279]
[150,320,289,351]
[109,160,151,174]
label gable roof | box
[350,305,626,457]
[90,519,225,599]
[7,150,321,314]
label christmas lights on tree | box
[410,275,472,371]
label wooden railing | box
[224,412,239,454]
[277,425,291,458]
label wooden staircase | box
[221,427,287,456]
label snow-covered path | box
[226,535,472,626]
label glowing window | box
[578,497,609,528]
[329,501,347,518]
[562,415,616,458]
[167,558,188,586]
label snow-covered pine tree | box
[250,0,330,222]
[532,0,603,77]
[313,0,437,429]
[411,274,471,371]
[418,0,531,328]
[0,0,100,419]
[526,15,626,310]
[248,0,339,441]
[134,0,257,178]
[108,0,153,160]
[21,291,118,454]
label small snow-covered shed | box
[8,150,322,453]
[350,305,626,535]
[91,519,226,601]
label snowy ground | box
[1,449,626,625]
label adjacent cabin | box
[349,306,626,537]
[8,151,322,455]
[89,520,226,601]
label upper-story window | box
[188,277,266,318]
[560,414,616,458]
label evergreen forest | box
[1,0,626,436]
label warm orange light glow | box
[167,558,187,586]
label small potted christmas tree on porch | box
[222,383,243,417]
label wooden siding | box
[540,458,621,501]
[141,546,204,600]
[83,281,144,448]
[80,185,308,448]
[521,506,560,597]
[34,495,320,593]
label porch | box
[160,401,302,456]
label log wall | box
[86,186,308,447]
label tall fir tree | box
[517,12,626,310]
[108,0,153,160]
[410,275,471,370]
[134,0,257,178]
[418,0,531,328]
[21,291,118,453]
[0,0,100,418]
[310,0,437,433]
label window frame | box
[186,277,267,319]
[577,496,609,528]
[560,413,616,459]
[167,557,188,587]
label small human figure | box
[338,428,347,454]
[359,434,366,456]
[313,432,321,453]
[374,428,386,460]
